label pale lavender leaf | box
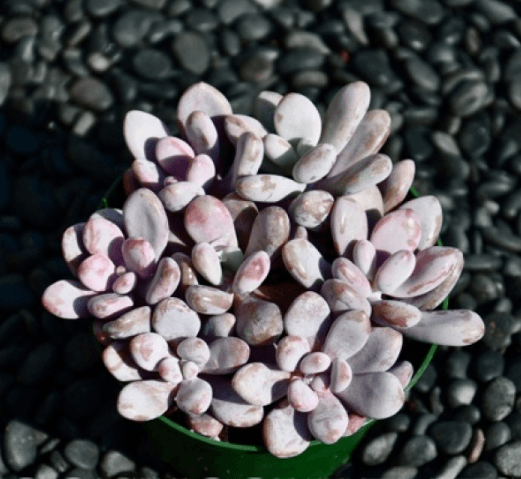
[254,90,282,132]
[330,196,368,257]
[282,239,332,290]
[331,257,372,298]
[177,337,210,366]
[374,250,416,295]
[185,110,219,162]
[299,352,331,375]
[292,144,337,184]
[399,196,443,250]
[224,114,267,145]
[121,238,156,280]
[77,253,116,292]
[130,332,170,371]
[371,300,422,328]
[288,190,334,230]
[201,313,236,340]
[323,310,371,360]
[222,193,258,252]
[172,252,199,292]
[310,373,330,393]
[392,247,463,298]
[158,182,205,213]
[145,257,181,305]
[235,294,283,347]
[155,136,194,178]
[353,239,376,279]
[186,154,215,190]
[288,379,319,413]
[348,327,403,374]
[329,110,391,178]
[232,251,270,293]
[308,391,349,444]
[395,310,485,346]
[187,414,223,439]
[181,360,199,380]
[379,159,415,213]
[348,185,384,229]
[294,226,308,240]
[123,110,169,161]
[232,362,290,406]
[42,279,97,319]
[132,158,165,193]
[117,380,177,421]
[191,242,222,286]
[388,360,414,387]
[83,216,125,266]
[320,279,372,317]
[330,358,352,393]
[274,93,322,146]
[185,285,233,315]
[202,337,250,374]
[244,206,290,259]
[165,214,194,255]
[123,188,169,260]
[87,293,134,319]
[158,356,183,384]
[235,174,306,203]
[276,336,310,372]
[319,81,370,153]
[284,292,331,350]
[226,132,264,187]
[103,305,151,339]
[336,372,405,419]
[61,223,88,277]
[102,341,146,381]
[176,377,213,416]
[90,208,125,232]
[263,133,298,174]
[151,297,201,342]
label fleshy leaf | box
[87,293,134,319]
[191,242,222,286]
[202,337,250,374]
[399,196,442,250]
[185,111,219,162]
[288,190,334,230]
[201,313,236,340]
[123,111,169,161]
[186,285,234,315]
[145,257,181,305]
[276,336,310,372]
[320,279,371,317]
[103,306,151,339]
[323,310,371,360]
[42,279,97,319]
[232,251,270,294]
[176,377,213,416]
[371,300,422,328]
[374,250,416,295]
[299,352,331,375]
[330,197,368,257]
[379,159,415,213]
[308,391,349,444]
[118,380,177,421]
[244,206,290,259]
[130,332,170,371]
[288,379,319,412]
[254,90,283,132]
[292,144,337,184]
[155,136,194,178]
[235,295,283,347]
[331,257,372,298]
[102,341,146,382]
[235,174,306,203]
[263,134,298,174]
[151,297,201,342]
[158,182,205,213]
[61,223,88,277]
[121,238,156,279]
[83,216,125,266]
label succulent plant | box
[42,81,485,459]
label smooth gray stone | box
[112,10,162,48]
[69,77,114,111]
[494,442,521,477]
[449,80,488,117]
[474,0,516,25]
[172,31,210,75]
[86,0,121,16]
[4,420,37,472]
[64,439,100,470]
[428,421,473,455]
[397,435,437,467]
[485,422,511,451]
[389,0,445,24]
[132,49,172,80]
[17,343,57,384]
[235,13,272,42]
[481,377,516,421]
[352,49,403,93]
[403,56,440,91]
[361,432,398,466]
[277,48,325,76]
[99,450,136,478]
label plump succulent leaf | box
[42,279,97,319]
[117,380,177,421]
[308,391,349,444]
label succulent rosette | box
[41,81,485,459]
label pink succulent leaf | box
[379,159,415,213]
[89,208,125,232]
[117,380,177,422]
[274,93,321,146]
[288,379,319,412]
[176,377,213,416]
[200,313,236,340]
[187,413,224,440]
[319,81,370,154]
[158,182,205,213]
[123,188,170,261]
[371,300,422,329]
[308,390,349,445]
[225,131,264,188]
[288,190,334,230]
[102,341,148,382]
[352,239,377,280]
[103,305,151,339]
[208,375,264,427]
[121,238,156,280]
[275,336,311,372]
[388,360,414,388]
[235,174,306,203]
[155,136,194,178]
[42,279,97,319]
[320,279,372,317]
[374,250,416,295]
[330,196,368,257]
[185,285,234,315]
[393,310,485,346]
[343,411,368,437]
[112,271,137,295]
[186,154,216,190]
[282,239,332,290]
[263,133,299,175]
[185,110,219,163]
[145,257,181,305]
[329,110,391,178]
[292,144,337,184]
[61,223,88,277]
[172,252,199,291]
[263,400,312,458]
[319,153,393,197]
[244,206,290,259]
[222,193,258,252]
[83,216,125,266]
[330,358,353,394]
[299,352,331,375]
[399,196,443,250]
[182,359,200,381]
[158,356,183,384]
[392,247,463,299]
[176,82,233,131]
[348,185,385,229]
[132,158,165,193]
[310,372,331,393]
[295,225,308,239]
[232,251,270,294]
[224,114,267,146]
[336,372,405,419]
[232,362,290,406]
[323,310,371,361]
[284,292,332,350]
[347,327,403,374]
[151,297,201,343]
[254,90,283,132]
[191,242,222,286]
[201,337,250,375]
[235,294,283,347]
[129,332,170,371]
[123,110,170,162]
[87,293,134,320]
[184,195,238,248]
[331,257,372,298]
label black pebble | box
[4,420,37,472]
[472,350,505,383]
[481,376,516,422]
[428,420,473,455]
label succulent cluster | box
[42,81,485,458]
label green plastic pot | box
[99,179,445,479]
